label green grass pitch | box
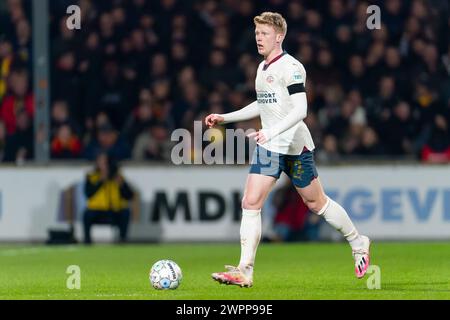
[0,242,449,299]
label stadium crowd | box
[0,0,449,164]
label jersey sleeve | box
[282,61,306,95]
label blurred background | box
[0,0,449,244]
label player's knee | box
[305,200,320,214]
[306,197,328,215]
[242,194,263,210]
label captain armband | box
[287,83,305,95]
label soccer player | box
[205,12,371,287]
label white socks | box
[238,208,261,273]
[319,197,364,250]
[236,198,361,275]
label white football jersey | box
[255,52,315,155]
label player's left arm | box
[248,63,307,144]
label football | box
[149,260,183,290]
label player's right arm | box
[205,101,259,128]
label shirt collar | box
[263,50,287,71]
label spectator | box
[171,41,189,73]
[344,55,371,95]
[302,10,323,43]
[51,50,82,125]
[0,39,14,102]
[325,0,350,37]
[172,81,205,129]
[383,47,409,97]
[332,25,353,67]
[128,28,152,84]
[84,122,131,161]
[1,0,26,40]
[366,75,399,134]
[143,52,170,85]
[3,108,33,163]
[421,114,450,163]
[50,100,80,138]
[296,42,314,70]
[352,2,372,54]
[325,100,355,139]
[382,0,406,42]
[200,49,235,90]
[50,124,82,159]
[132,120,173,161]
[0,67,33,135]
[412,82,443,125]
[83,152,134,244]
[123,100,154,147]
[382,101,418,156]
[326,99,364,155]
[13,18,31,68]
[52,16,79,58]
[316,134,340,164]
[87,59,130,130]
[82,111,110,147]
[354,127,385,156]
[317,88,341,133]
[365,40,386,87]
[309,47,341,91]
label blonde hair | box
[253,12,287,35]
